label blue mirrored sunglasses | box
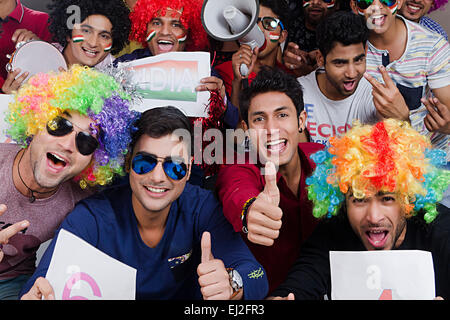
[131,152,188,181]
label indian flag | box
[177,34,187,43]
[72,35,84,43]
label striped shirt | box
[420,16,448,41]
[366,15,450,160]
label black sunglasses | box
[46,116,99,156]
[131,152,188,181]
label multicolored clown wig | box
[306,119,450,223]
[129,0,208,51]
[6,65,140,189]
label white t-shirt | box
[298,69,378,146]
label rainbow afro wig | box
[306,119,450,223]
[6,64,140,189]
[129,0,208,51]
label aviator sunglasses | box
[46,116,99,156]
[356,0,397,10]
[131,152,188,181]
[257,17,285,32]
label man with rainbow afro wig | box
[269,119,450,300]
[0,65,138,299]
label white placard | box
[45,229,137,300]
[0,94,14,143]
[330,250,435,300]
[120,51,211,117]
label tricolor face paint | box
[269,32,280,42]
[146,30,156,42]
[104,43,112,52]
[72,35,85,43]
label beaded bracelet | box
[241,197,257,234]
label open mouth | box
[343,80,356,92]
[406,3,422,13]
[47,152,68,173]
[82,47,99,58]
[144,185,170,196]
[265,139,287,153]
[370,14,386,27]
[366,229,389,249]
[157,39,175,53]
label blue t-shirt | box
[19,183,268,300]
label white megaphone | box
[201,0,266,77]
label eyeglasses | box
[356,0,397,10]
[131,152,188,181]
[257,17,285,32]
[46,116,99,156]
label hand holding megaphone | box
[232,45,259,79]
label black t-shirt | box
[272,204,450,299]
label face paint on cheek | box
[303,1,310,8]
[269,32,280,42]
[326,0,336,8]
[387,1,398,14]
[72,35,85,43]
[177,34,187,43]
[104,43,112,52]
[146,30,156,42]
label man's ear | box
[298,110,307,132]
[124,151,132,173]
[350,0,359,14]
[316,50,325,68]
[279,29,288,44]
[185,156,194,181]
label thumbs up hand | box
[197,232,233,300]
[246,162,283,246]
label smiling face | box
[146,8,188,55]
[129,134,192,218]
[28,111,96,189]
[347,192,407,250]
[247,91,306,168]
[318,42,367,99]
[399,0,433,22]
[256,5,287,60]
[352,0,403,34]
[303,0,336,28]
[64,14,113,67]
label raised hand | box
[364,66,410,122]
[422,96,450,134]
[197,231,233,300]
[246,161,282,246]
[0,204,29,262]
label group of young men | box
[0,0,448,301]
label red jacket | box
[216,142,324,294]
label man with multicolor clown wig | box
[0,65,138,299]
[399,0,448,40]
[269,119,450,300]
[117,0,240,188]
[350,0,450,162]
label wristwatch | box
[227,268,243,299]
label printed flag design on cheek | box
[72,35,85,43]
[146,30,156,42]
[104,43,112,52]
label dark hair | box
[47,0,131,55]
[316,11,368,59]
[239,66,304,125]
[129,106,193,155]
[259,0,290,28]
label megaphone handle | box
[240,63,249,78]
